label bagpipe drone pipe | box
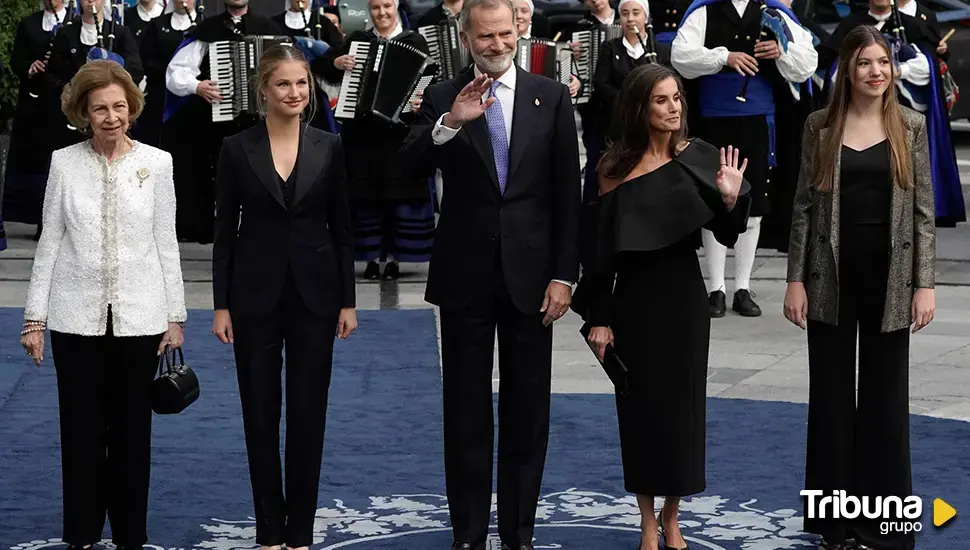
[86,1,127,67]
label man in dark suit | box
[401,0,581,548]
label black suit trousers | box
[439,248,553,546]
[232,273,339,546]
[49,310,161,547]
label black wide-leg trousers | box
[49,311,161,547]
[804,225,914,550]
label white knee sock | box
[734,216,762,291]
[702,228,727,293]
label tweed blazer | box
[787,107,936,333]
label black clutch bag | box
[579,322,630,396]
[152,346,200,415]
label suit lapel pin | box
[535,98,540,106]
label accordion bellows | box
[335,39,439,125]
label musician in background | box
[512,0,550,39]
[402,0,580,546]
[649,0,691,45]
[818,1,965,226]
[124,0,164,44]
[3,0,68,242]
[564,0,620,203]
[591,0,668,155]
[414,0,462,27]
[671,0,816,318]
[272,0,344,49]
[163,0,281,243]
[318,0,435,280]
[323,5,343,33]
[898,0,948,56]
[46,0,144,151]
[139,0,198,146]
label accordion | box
[516,38,572,88]
[571,24,623,104]
[417,17,471,81]
[335,39,439,124]
[209,35,293,122]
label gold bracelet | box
[20,326,45,336]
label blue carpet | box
[0,307,967,550]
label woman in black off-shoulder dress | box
[573,64,751,550]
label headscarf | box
[618,0,649,15]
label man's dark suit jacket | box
[401,66,581,314]
[212,122,355,317]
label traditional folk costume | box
[124,0,165,145]
[818,8,964,227]
[672,0,817,316]
[318,23,436,279]
[272,4,344,133]
[163,11,282,243]
[3,7,68,234]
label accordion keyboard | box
[335,41,371,119]
[210,41,237,122]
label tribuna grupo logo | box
[801,490,924,535]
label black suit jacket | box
[212,122,355,317]
[401,66,581,314]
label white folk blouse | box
[24,140,187,336]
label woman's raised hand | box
[716,145,748,209]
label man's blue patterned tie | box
[484,81,509,195]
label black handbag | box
[579,322,630,396]
[152,346,200,415]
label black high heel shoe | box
[657,508,691,550]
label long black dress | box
[574,139,750,495]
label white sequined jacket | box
[24,141,187,336]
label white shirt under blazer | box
[24,141,188,337]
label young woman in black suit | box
[210,44,357,550]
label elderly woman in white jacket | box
[18,60,186,550]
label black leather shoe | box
[382,261,400,280]
[500,544,534,550]
[451,542,485,550]
[709,290,726,318]
[363,260,381,279]
[732,289,762,317]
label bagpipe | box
[293,0,332,61]
[736,0,797,102]
[27,0,74,99]
[634,22,658,64]
[86,2,127,67]
[885,0,930,111]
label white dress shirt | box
[622,35,645,59]
[24,141,187,336]
[429,65,573,287]
[80,20,99,47]
[42,7,68,31]
[285,8,312,31]
[171,10,196,31]
[432,64,516,145]
[137,2,164,21]
[670,0,817,83]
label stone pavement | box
[2,218,969,422]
